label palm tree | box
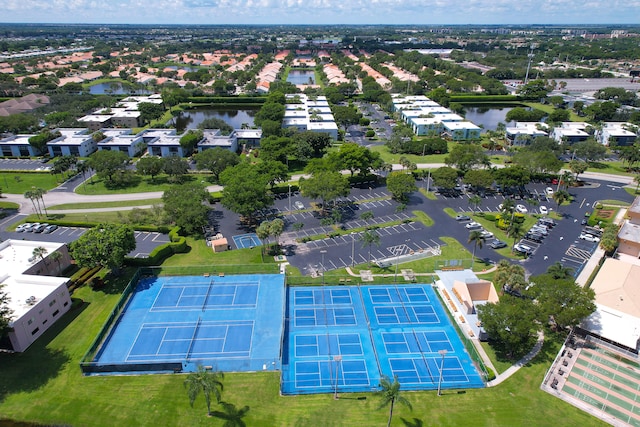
[33,187,48,217]
[184,365,224,415]
[508,221,525,248]
[210,401,250,427]
[32,246,48,264]
[24,189,42,218]
[49,251,63,274]
[359,230,381,265]
[376,375,412,427]
[547,262,574,280]
[553,190,570,214]
[468,195,482,214]
[468,231,485,269]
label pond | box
[287,70,315,85]
[88,82,150,95]
[463,106,516,130]
[173,107,258,132]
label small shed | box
[210,237,229,253]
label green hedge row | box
[450,95,522,103]
[41,218,171,233]
[124,227,188,266]
[68,266,102,293]
[186,96,266,104]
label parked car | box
[480,230,494,239]
[579,233,600,243]
[515,204,528,214]
[530,226,548,236]
[465,222,482,230]
[514,243,533,255]
[455,214,471,222]
[545,187,554,196]
[539,206,548,215]
[43,224,58,234]
[15,223,33,232]
[489,240,507,249]
[525,233,544,243]
[33,223,49,233]
[294,201,304,210]
[538,218,556,227]
[25,222,40,232]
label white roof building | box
[282,94,338,139]
[1,240,72,352]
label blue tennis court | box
[232,233,262,249]
[91,274,284,373]
[281,284,485,394]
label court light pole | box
[288,183,292,211]
[351,233,356,267]
[321,250,327,284]
[437,349,448,396]
[333,355,342,399]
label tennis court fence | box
[80,267,149,374]
[432,285,490,383]
[145,264,280,276]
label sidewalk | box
[487,330,545,387]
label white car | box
[480,230,494,239]
[294,201,304,210]
[539,206,548,215]
[514,243,533,254]
[15,223,33,232]
[545,187,554,196]
[515,204,528,214]
[579,233,600,243]
[465,221,481,229]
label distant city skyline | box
[1,0,639,26]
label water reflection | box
[173,107,258,132]
[287,70,315,85]
[463,106,515,130]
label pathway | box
[487,330,545,387]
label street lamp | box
[437,349,448,396]
[422,143,427,157]
[351,233,356,267]
[288,183,292,211]
[333,355,342,399]
[425,168,431,193]
[320,250,327,284]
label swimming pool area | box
[85,274,485,395]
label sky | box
[1,0,639,25]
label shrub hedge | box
[124,226,188,266]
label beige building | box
[580,258,640,352]
[617,196,640,258]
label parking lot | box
[0,158,50,171]
[275,174,635,277]
[1,214,170,258]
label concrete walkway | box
[487,330,545,387]
[343,263,498,278]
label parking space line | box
[358,254,367,263]
[329,260,338,270]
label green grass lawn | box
[0,265,604,426]
[523,102,583,122]
[0,201,20,209]
[369,144,449,164]
[585,160,636,177]
[75,173,214,195]
[0,172,61,194]
[49,198,164,210]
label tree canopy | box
[220,163,273,223]
[444,144,489,172]
[88,150,129,185]
[70,224,136,271]
[193,148,239,181]
[299,170,350,211]
[386,171,417,202]
[162,182,209,235]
